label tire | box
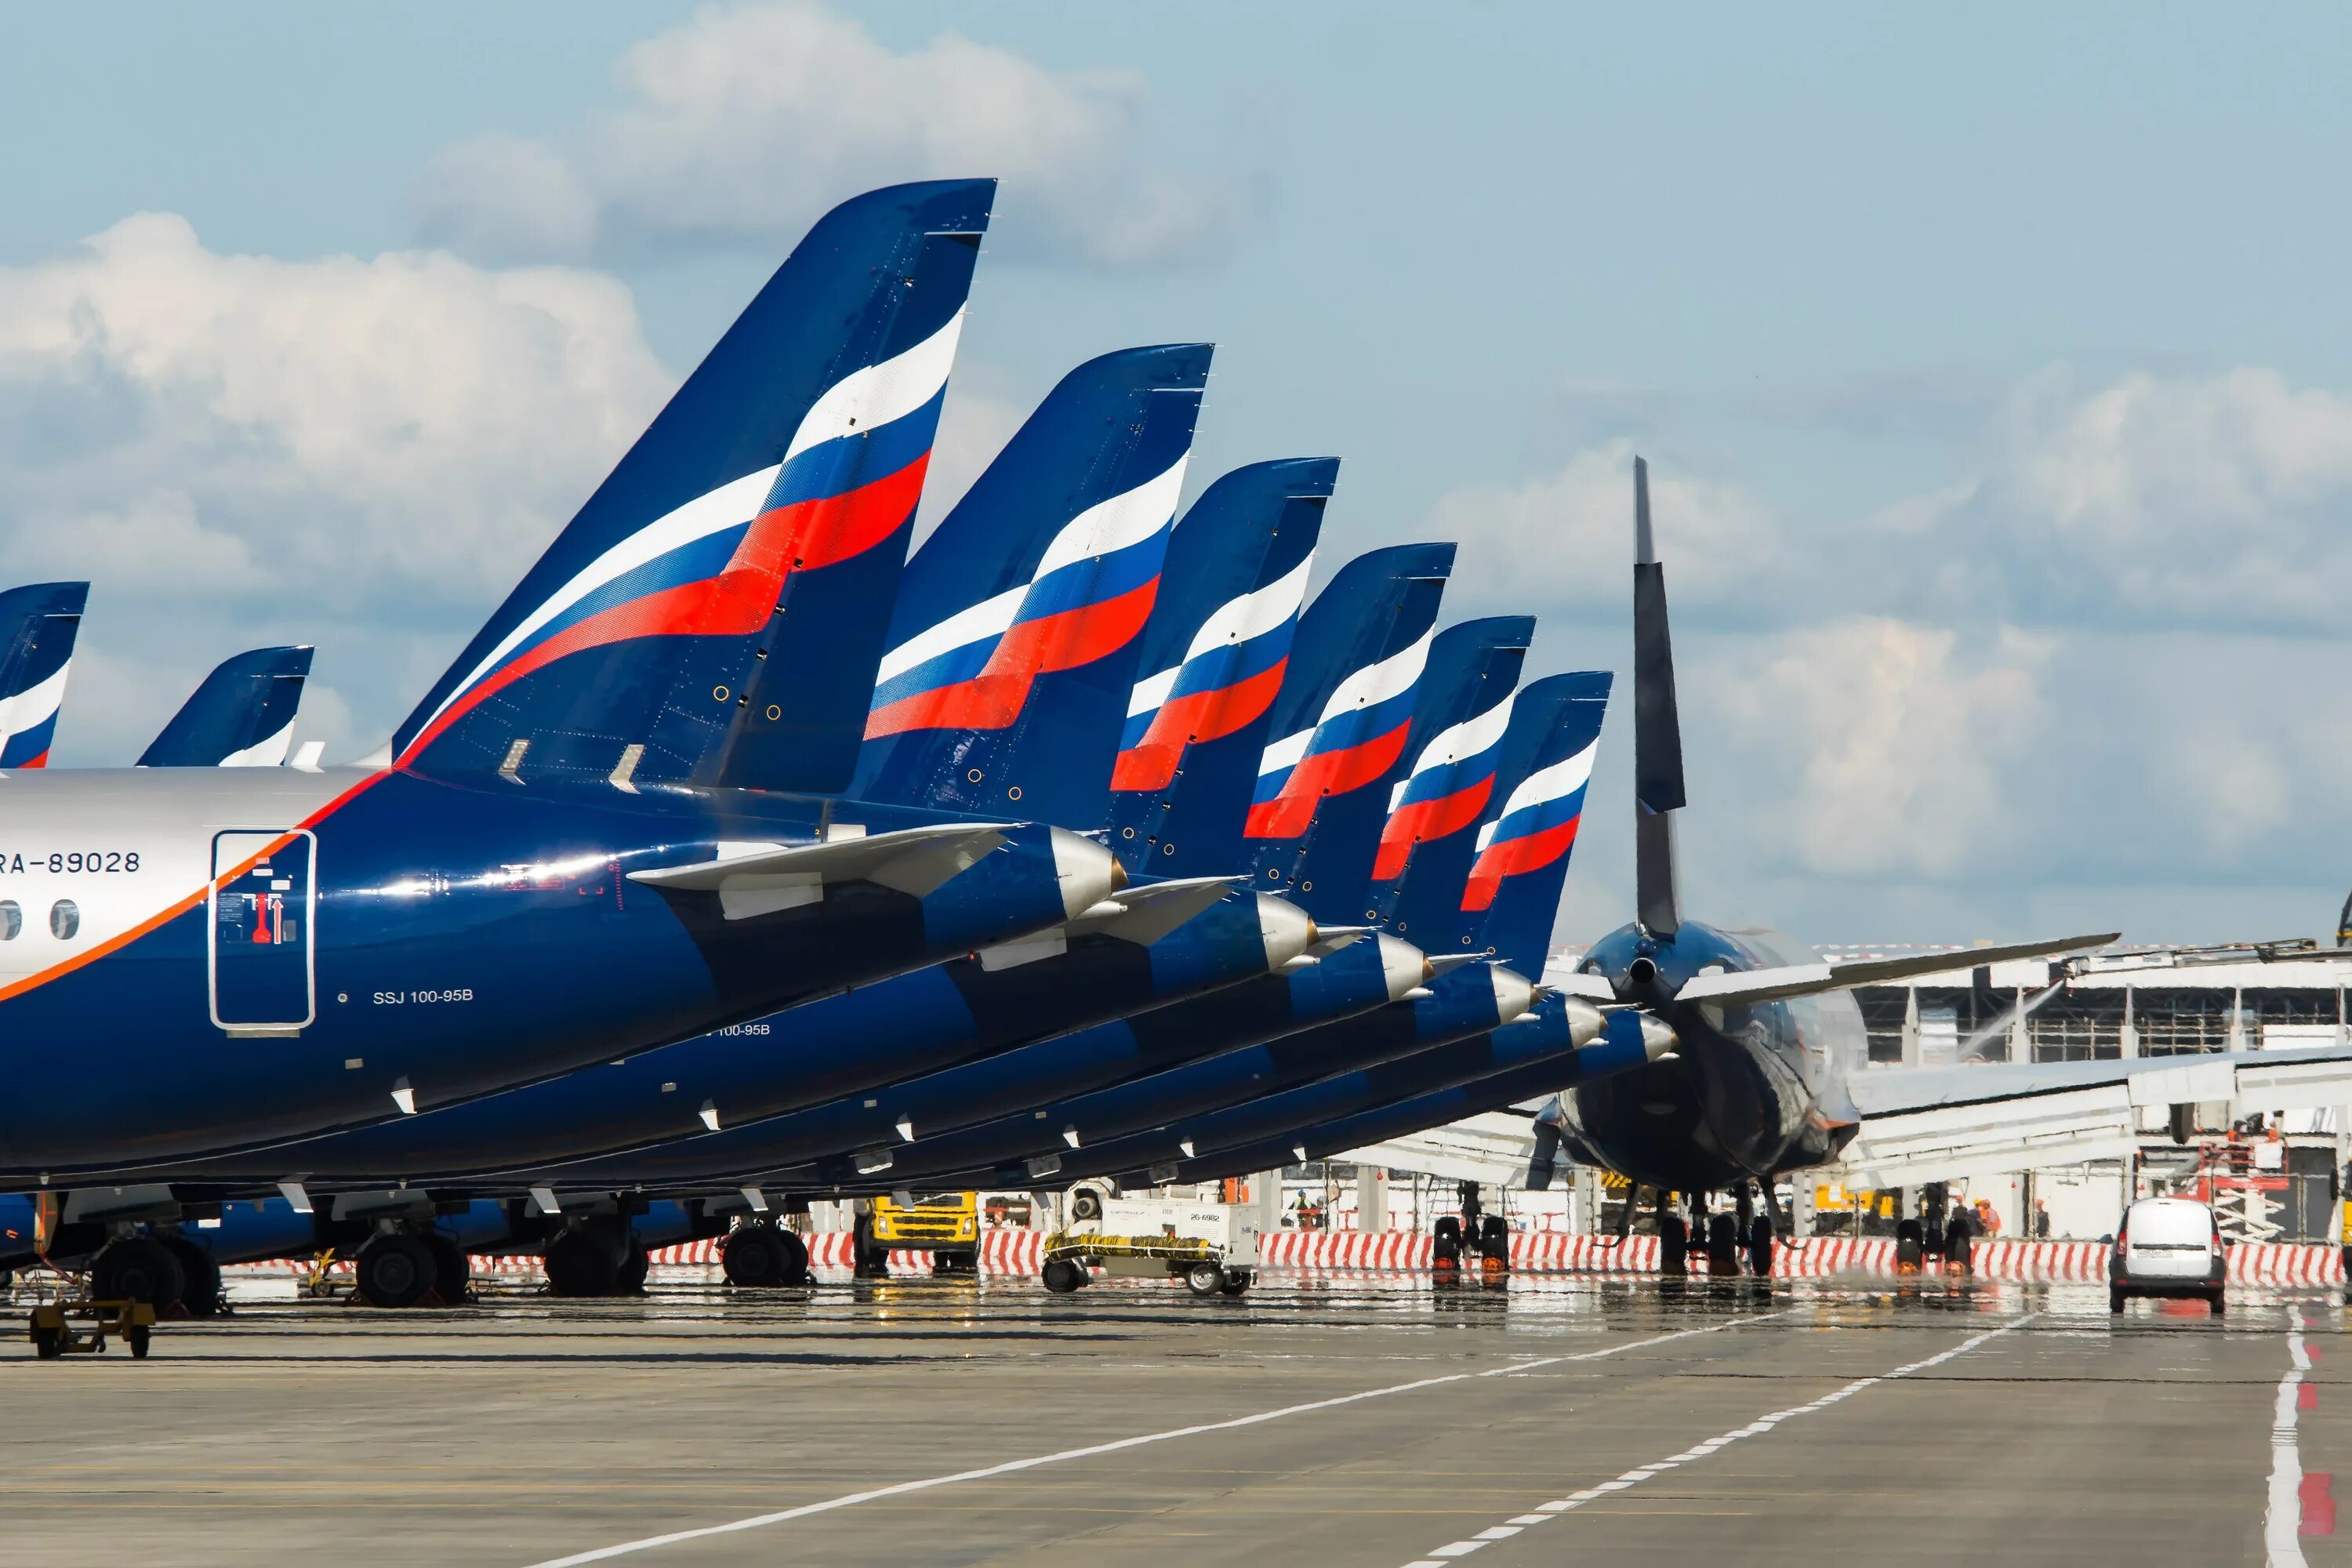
[1041,1258,1084,1294]
[162,1236,224,1318]
[774,1228,811,1287]
[1746,1214,1775,1279]
[1479,1214,1509,1263]
[354,1233,439,1308]
[2211,1290,2227,1318]
[542,1229,622,1298]
[721,1225,786,1288]
[1185,1261,1225,1297]
[1432,1234,1461,1269]
[31,1315,61,1359]
[851,1214,890,1279]
[90,1236,186,1309]
[425,1234,472,1304]
[1220,1269,1251,1296]
[1433,1214,1462,1249]
[2110,1287,2125,1313]
[1705,1213,1740,1274]
[1659,1214,1688,1274]
[126,1325,151,1359]
[613,1245,651,1294]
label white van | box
[2109,1196,2227,1315]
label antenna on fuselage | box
[1632,456,1685,937]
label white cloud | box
[1956,365,2352,630]
[1417,441,1786,624]
[1704,619,2050,880]
[410,1,1251,269]
[0,212,672,759]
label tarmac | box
[1,1269,2341,1566]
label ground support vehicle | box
[863,1193,980,1276]
[1040,1184,1259,1297]
[25,1293,159,1359]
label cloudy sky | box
[5,2,2350,946]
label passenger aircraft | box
[0,180,1123,1182]
[0,581,87,768]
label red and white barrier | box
[220,1233,2348,1284]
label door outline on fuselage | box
[207,827,318,1037]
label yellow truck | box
[861,1192,980,1276]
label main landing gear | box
[1432,1183,1512,1279]
[1652,1182,1777,1279]
[719,1220,812,1289]
[351,1229,475,1307]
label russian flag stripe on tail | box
[1464,688,1608,913]
[390,179,991,787]
[864,453,1187,739]
[1373,687,1519,882]
[1246,627,1433,840]
[0,581,88,770]
[849,343,1212,827]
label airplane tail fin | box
[1240,545,1454,909]
[1461,670,1613,977]
[1369,615,1536,898]
[1269,614,1534,927]
[390,179,993,791]
[1632,456,1686,935]
[0,581,89,768]
[852,343,1212,829]
[1107,458,1333,877]
[139,645,314,768]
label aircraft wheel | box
[1658,1214,1688,1274]
[425,1234,473,1304]
[1184,1261,1225,1297]
[542,1228,622,1297]
[720,1225,787,1287]
[851,1214,890,1279]
[162,1236,223,1317]
[1745,1214,1775,1278]
[1041,1258,1084,1294]
[1704,1213,1740,1273]
[90,1236,186,1309]
[1479,1214,1510,1265]
[354,1233,438,1308]
[613,1244,651,1294]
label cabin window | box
[0,900,18,939]
[49,899,78,940]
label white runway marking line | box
[2267,1304,2311,1568]
[522,1312,1789,1566]
[1395,1311,2038,1568]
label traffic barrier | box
[216,1233,2347,1283]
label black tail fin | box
[1632,456,1685,936]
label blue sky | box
[5,2,2350,946]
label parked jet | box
[139,645,314,768]
[0,581,87,768]
[0,180,1125,1184]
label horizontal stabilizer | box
[627,822,1008,918]
[1674,932,2119,1007]
[1066,874,1240,945]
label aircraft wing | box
[1831,1044,2352,1187]
[627,822,1011,919]
[1675,932,2119,1007]
[1338,1107,1546,1189]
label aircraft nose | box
[1374,933,1428,1003]
[1047,828,1121,920]
[1253,894,1316,973]
[1487,963,1537,1024]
